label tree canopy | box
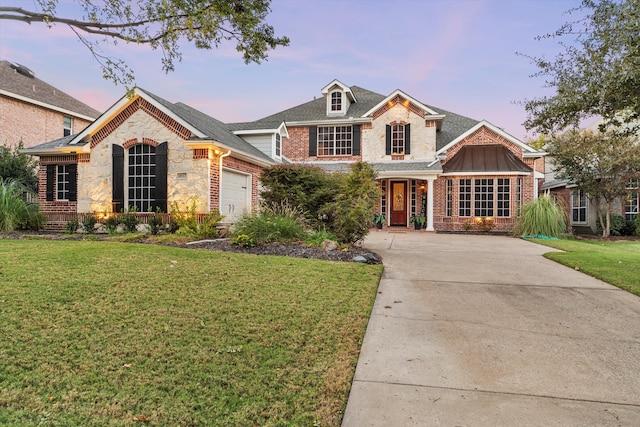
[547,128,640,236]
[521,0,639,135]
[0,0,289,86]
[0,143,38,192]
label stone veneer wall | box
[77,108,210,214]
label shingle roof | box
[21,134,84,153]
[314,161,442,174]
[0,60,100,119]
[137,88,274,163]
[250,83,481,149]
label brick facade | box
[284,126,363,162]
[0,96,93,148]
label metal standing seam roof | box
[0,60,101,119]
[442,145,532,173]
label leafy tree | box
[0,142,38,192]
[0,0,289,86]
[521,0,640,135]
[547,129,640,237]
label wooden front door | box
[390,181,407,225]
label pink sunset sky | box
[0,0,583,140]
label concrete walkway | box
[342,232,640,426]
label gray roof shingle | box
[0,60,101,119]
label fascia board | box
[0,90,97,122]
[186,139,275,167]
[285,117,371,126]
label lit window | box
[317,126,352,156]
[63,116,72,137]
[57,165,70,200]
[128,144,156,212]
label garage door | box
[221,169,250,223]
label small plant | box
[65,218,80,234]
[463,221,474,231]
[475,217,495,232]
[373,213,385,229]
[147,207,165,235]
[81,213,98,234]
[120,206,139,233]
[409,214,426,229]
[231,234,256,247]
[170,197,224,238]
[104,215,120,234]
[306,228,339,247]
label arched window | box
[330,91,342,112]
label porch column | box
[426,177,435,231]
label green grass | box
[0,240,382,426]
[532,238,640,296]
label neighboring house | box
[25,80,545,232]
[23,87,281,230]
[0,60,100,148]
[542,119,639,234]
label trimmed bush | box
[596,213,631,236]
[513,193,567,238]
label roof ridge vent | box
[10,62,35,78]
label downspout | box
[218,149,232,213]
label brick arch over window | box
[112,141,167,213]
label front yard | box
[0,240,382,426]
[532,238,640,296]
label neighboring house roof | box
[541,179,572,191]
[442,145,532,174]
[0,60,100,120]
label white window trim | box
[570,190,588,225]
[327,90,346,115]
[56,165,70,201]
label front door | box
[390,181,407,225]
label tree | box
[521,0,640,135]
[547,129,640,237]
[0,1,289,86]
[0,142,38,192]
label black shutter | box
[385,125,391,155]
[352,125,361,156]
[309,126,317,156]
[67,163,77,202]
[46,165,55,201]
[154,142,168,212]
[404,124,411,155]
[112,144,124,212]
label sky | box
[0,0,585,141]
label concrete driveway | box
[342,232,640,426]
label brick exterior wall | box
[283,126,363,162]
[37,154,78,230]
[0,96,93,148]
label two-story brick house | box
[25,80,544,232]
[243,80,545,231]
[0,60,100,148]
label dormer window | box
[330,91,342,112]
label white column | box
[426,177,435,231]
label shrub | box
[260,164,340,229]
[232,201,308,244]
[81,213,98,234]
[105,215,120,234]
[65,218,80,234]
[147,208,165,235]
[231,234,256,247]
[319,162,379,244]
[513,193,567,238]
[0,177,44,232]
[596,213,630,236]
[120,206,139,233]
[170,197,224,238]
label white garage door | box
[221,169,250,223]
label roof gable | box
[363,90,441,119]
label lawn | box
[0,240,382,426]
[532,238,640,296]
